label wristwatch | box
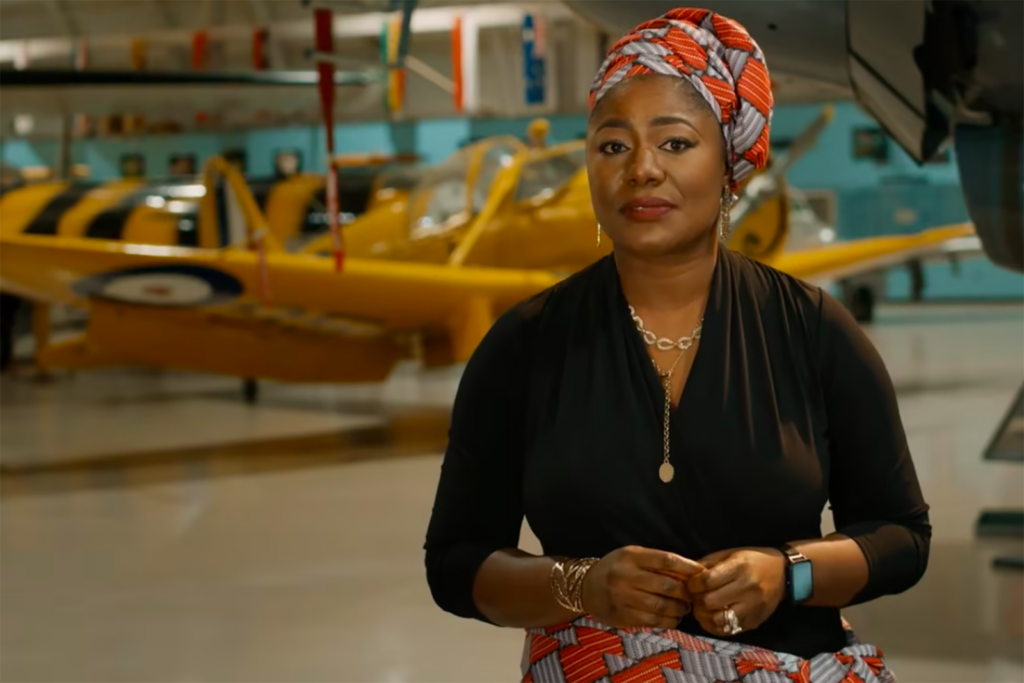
[780,544,813,605]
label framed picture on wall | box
[852,127,888,162]
[223,148,247,173]
[274,149,302,178]
[169,153,197,177]
[120,153,145,178]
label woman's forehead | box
[588,77,718,127]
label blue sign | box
[522,13,546,106]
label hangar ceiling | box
[0,0,851,131]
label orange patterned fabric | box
[589,8,773,192]
[521,616,898,683]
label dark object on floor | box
[976,510,1024,537]
[993,555,1024,571]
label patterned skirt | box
[521,615,896,683]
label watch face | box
[792,560,814,603]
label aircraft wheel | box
[849,286,875,324]
[243,378,259,404]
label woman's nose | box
[626,146,666,186]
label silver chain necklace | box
[627,306,704,483]
[628,306,704,351]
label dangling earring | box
[718,195,732,243]
[597,223,602,247]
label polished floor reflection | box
[2,304,1022,682]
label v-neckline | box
[610,249,724,419]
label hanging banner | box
[522,12,547,107]
[75,39,88,70]
[75,39,90,137]
[130,38,146,70]
[314,8,345,272]
[252,28,269,70]
[191,31,208,70]
[451,16,463,112]
[381,13,405,113]
[453,14,479,114]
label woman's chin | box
[611,229,706,259]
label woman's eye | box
[660,138,693,153]
[598,141,628,155]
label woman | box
[424,8,930,682]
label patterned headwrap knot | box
[589,7,773,192]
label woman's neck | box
[614,238,718,312]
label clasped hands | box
[579,545,787,636]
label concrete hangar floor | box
[1,302,1022,683]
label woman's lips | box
[620,198,677,222]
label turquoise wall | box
[1,103,1019,300]
[0,119,471,179]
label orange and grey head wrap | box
[589,7,773,193]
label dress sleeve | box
[423,305,530,623]
[816,292,932,605]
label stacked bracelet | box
[549,557,599,614]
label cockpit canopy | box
[405,137,587,239]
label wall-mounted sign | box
[120,153,145,178]
[169,153,196,177]
[852,127,888,163]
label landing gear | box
[242,378,259,404]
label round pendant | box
[659,462,675,483]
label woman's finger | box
[630,547,706,579]
[629,567,691,600]
[688,554,742,594]
[691,606,718,634]
[695,579,746,611]
[622,589,692,619]
[710,603,748,635]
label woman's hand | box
[687,548,787,636]
[581,546,706,629]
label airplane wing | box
[768,223,977,282]
[0,234,561,376]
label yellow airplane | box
[0,117,974,387]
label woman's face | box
[586,75,728,258]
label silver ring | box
[723,607,742,635]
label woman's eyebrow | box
[594,117,632,133]
[650,115,698,132]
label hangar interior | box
[0,1,1022,682]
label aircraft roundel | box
[72,265,244,308]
